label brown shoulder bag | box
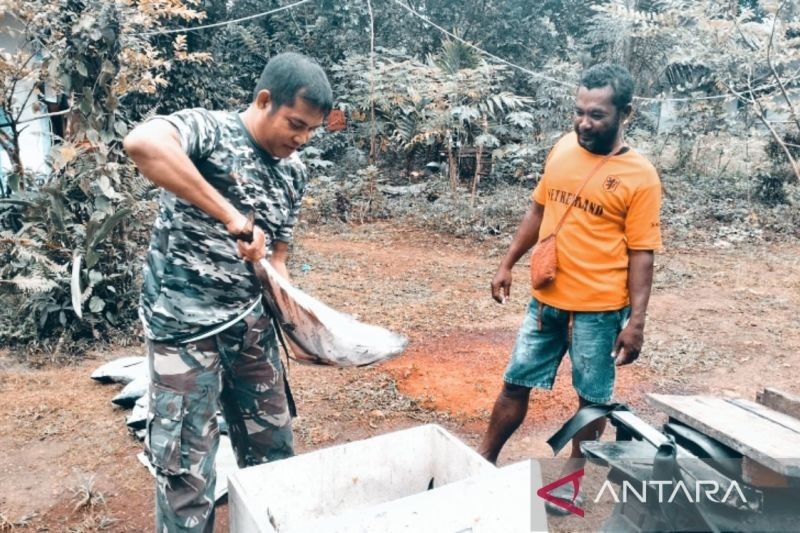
[530,153,614,290]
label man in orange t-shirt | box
[478,64,662,509]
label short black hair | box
[580,64,635,110]
[253,52,333,115]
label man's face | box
[573,85,626,155]
[253,92,326,159]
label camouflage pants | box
[145,303,294,532]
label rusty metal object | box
[326,109,346,132]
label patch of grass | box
[67,513,119,532]
[71,473,106,514]
[0,510,35,531]
[645,336,725,376]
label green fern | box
[227,24,270,60]
[13,242,68,273]
[393,112,420,148]
[130,174,155,200]
[1,276,59,293]
[433,36,480,75]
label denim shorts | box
[503,298,630,404]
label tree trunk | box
[0,125,26,192]
[447,140,457,193]
[470,144,483,208]
[9,150,25,192]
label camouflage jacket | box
[139,108,307,342]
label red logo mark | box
[603,175,621,192]
[536,468,585,517]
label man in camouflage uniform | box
[124,52,333,532]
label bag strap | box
[551,149,619,236]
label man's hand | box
[613,322,644,366]
[226,213,267,262]
[616,249,655,366]
[491,266,513,304]
[489,202,544,305]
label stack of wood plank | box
[580,387,800,532]
[648,388,800,488]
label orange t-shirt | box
[531,133,662,311]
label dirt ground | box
[1,222,799,531]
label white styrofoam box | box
[228,424,496,533]
[293,460,548,533]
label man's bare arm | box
[124,120,265,261]
[491,201,545,303]
[268,240,292,281]
[614,249,654,365]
